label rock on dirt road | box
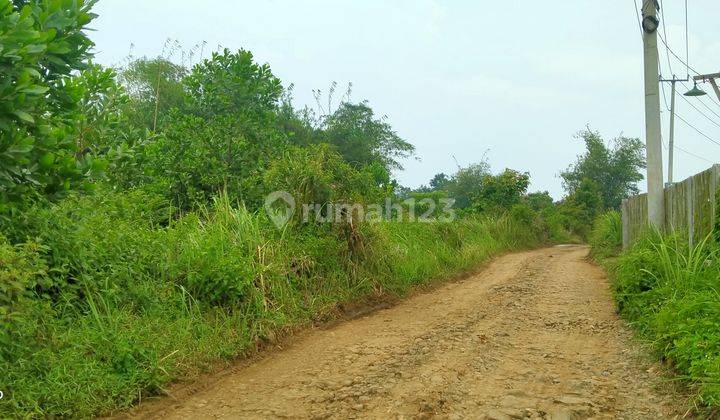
[121,245,678,419]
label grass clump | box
[588,210,622,260]
[605,231,720,411]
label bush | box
[610,233,720,411]
[588,210,622,260]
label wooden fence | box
[621,164,720,249]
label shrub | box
[589,210,622,260]
[610,233,720,410]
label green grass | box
[591,221,720,413]
[588,210,622,260]
[0,189,554,418]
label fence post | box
[622,199,629,250]
[687,176,694,249]
[710,164,720,240]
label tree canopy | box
[560,129,645,210]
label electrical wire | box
[660,119,715,164]
[658,32,720,110]
[656,20,720,127]
[632,0,643,37]
[676,90,720,129]
[659,0,674,75]
[678,80,720,117]
[674,113,720,147]
[685,0,690,78]
[674,143,715,164]
[637,1,718,166]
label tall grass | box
[610,231,720,411]
[0,189,553,418]
[588,210,622,260]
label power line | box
[660,121,715,164]
[678,81,720,117]
[684,0,689,77]
[637,1,718,167]
[675,143,715,164]
[658,0,674,75]
[676,89,720,128]
[632,0,643,37]
[675,112,720,147]
[657,32,720,110]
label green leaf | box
[13,110,35,123]
[20,86,49,95]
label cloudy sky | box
[90,0,720,199]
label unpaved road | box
[126,245,678,419]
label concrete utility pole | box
[668,80,677,184]
[693,72,720,102]
[660,76,688,185]
[641,0,665,228]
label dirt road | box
[126,245,678,419]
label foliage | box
[322,102,415,174]
[264,144,380,211]
[588,210,622,260]
[0,189,554,418]
[67,63,134,155]
[0,2,581,416]
[608,233,720,411]
[560,128,645,210]
[149,112,286,210]
[470,169,530,213]
[560,178,604,239]
[429,172,450,190]
[444,162,490,210]
[119,57,187,131]
[184,48,283,120]
[0,0,97,209]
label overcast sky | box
[90,0,720,199]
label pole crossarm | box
[693,72,720,102]
[660,77,689,82]
[693,73,720,82]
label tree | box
[560,178,604,239]
[183,48,283,120]
[119,57,187,131]
[66,64,134,154]
[560,128,645,210]
[0,0,97,209]
[322,102,415,173]
[471,169,530,213]
[148,50,288,209]
[445,162,490,209]
[429,173,450,191]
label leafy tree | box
[525,191,555,212]
[119,57,187,131]
[184,48,283,120]
[322,102,415,173]
[429,173,450,191]
[143,49,288,209]
[560,178,604,238]
[471,169,530,213]
[66,64,133,154]
[561,128,645,210]
[0,0,97,209]
[150,113,285,210]
[445,162,490,209]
